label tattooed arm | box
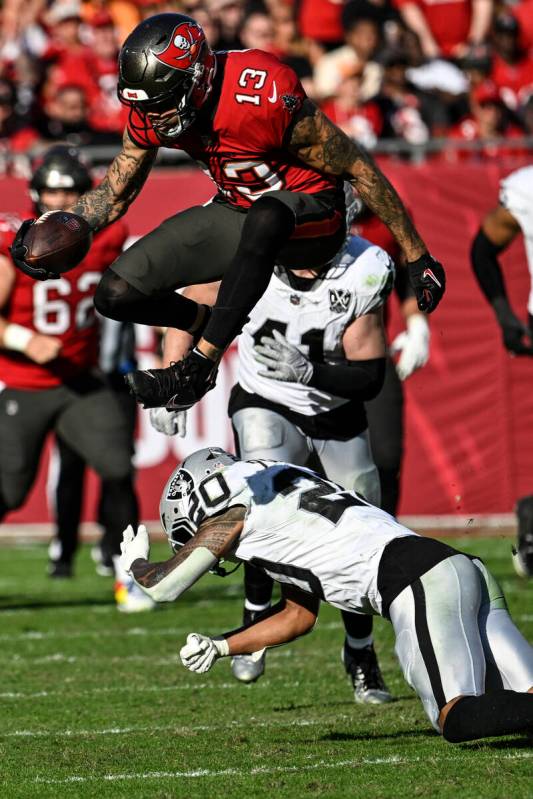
[72,129,157,231]
[288,101,446,311]
[289,100,424,260]
[128,506,245,603]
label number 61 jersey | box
[0,215,127,389]
[186,458,414,616]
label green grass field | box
[0,535,531,799]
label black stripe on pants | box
[411,579,446,710]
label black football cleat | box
[125,349,218,410]
[48,558,73,579]
[513,495,533,578]
[342,642,393,705]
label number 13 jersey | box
[126,49,337,208]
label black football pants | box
[102,189,345,348]
[0,374,133,522]
[53,381,139,563]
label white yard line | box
[3,716,331,739]
[0,679,302,700]
[30,752,533,785]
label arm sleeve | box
[470,228,507,304]
[308,357,386,401]
[132,547,218,603]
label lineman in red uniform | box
[0,148,143,607]
[12,13,445,412]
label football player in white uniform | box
[120,448,533,744]
[151,210,395,700]
[471,165,533,578]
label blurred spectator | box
[446,80,526,161]
[37,83,121,145]
[321,66,382,148]
[207,0,245,50]
[239,12,276,54]
[314,11,383,101]
[372,49,434,144]
[512,0,533,52]
[192,6,221,48]
[298,0,345,50]
[81,0,141,44]
[86,12,129,133]
[0,78,39,152]
[392,0,493,60]
[490,14,533,112]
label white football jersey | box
[237,236,395,416]
[499,166,533,314]
[187,459,415,615]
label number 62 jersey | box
[0,215,128,389]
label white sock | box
[112,555,130,583]
[345,633,373,650]
[244,600,271,613]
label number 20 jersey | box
[191,459,414,616]
[126,49,337,208]
[0,216,128,389]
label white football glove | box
[149,406,187,437]
[119,524,150,574]
[390,314,430,381]
[254,329,313,384]
[179,633,230,673]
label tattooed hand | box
[72,129,157,231]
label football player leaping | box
[11,13,445,413]
[120,449,533,744]
[152,198,394,699]
[471,165,533,578]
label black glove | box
[493,298,533,356]
[9,218,54,281]
[407,253,446,313]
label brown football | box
[23,211,93,273]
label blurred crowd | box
[0,0,533,168]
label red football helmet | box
[118,13,216,139]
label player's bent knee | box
[94,270,142,321]
[243,196,296,245]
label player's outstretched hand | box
[9,219,42,279]
[390,314,430,380]
[407,253,446,313]
[179,633,230,673]
[254,329,313,384]
[498,311,533,355]
[149,407,187,437]
[120,524,150,574]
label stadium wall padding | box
[1,161,532,521]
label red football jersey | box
[127,50,336,209]
[0,216,128,390]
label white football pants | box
[232,406,380,505]
[389,553,533,730]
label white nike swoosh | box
[268,81,277,103]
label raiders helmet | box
[118,13,216,139]
[159,447,238,552]
[30,146,92,213]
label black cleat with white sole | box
[125,348,218,410]
[342,641,393,705]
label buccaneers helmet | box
[30,146,92,213]
[118,13,216,139]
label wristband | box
[406,313,429,337]
[3,323,33,352]
[213,636,230,657]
